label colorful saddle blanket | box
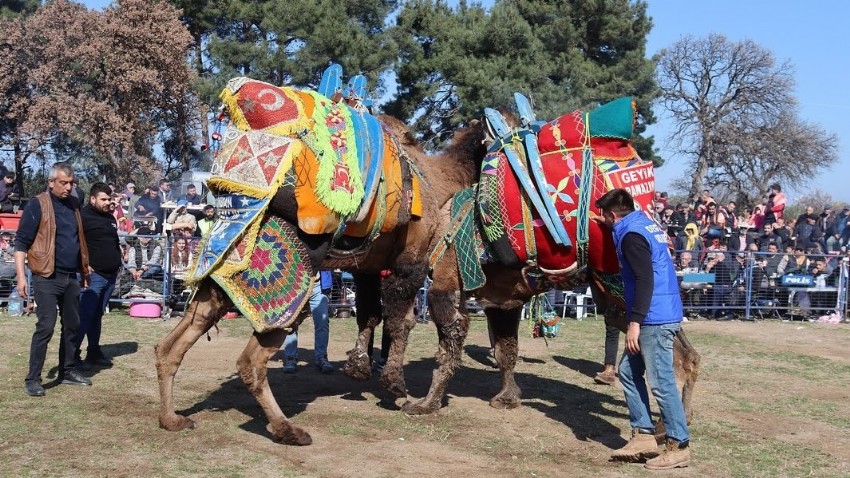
[478,97,655,275]
[189,77,422,332]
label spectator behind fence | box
[764,183,786,226]
[703,251,743,319]
[751,202,766,231]
[0,231,16,282]
[724,201,739,229]
[817,205,836,237]
[182,183,202,205]
[677,251,699,272]
[699,202,727,240]
[111,192,132,233]
[772,217,790,245]
[134,185,162,231]
[0,171,22,212]
[668,204,686,239]
[158,178,173,203]
[832,207,849,239]
[760,242,788,286]
[756,223,783,252]
[166,199,197,237]
[826,231,843,254]
[198,205,215,238]
[727,226,752,253]
[126,226,163,280]
[675,223,704,255]
[122,182,138,203]
[75,182,122,371]
[170,236,191,277]
[785,246,810,275]
[16,162,92,396]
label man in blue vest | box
[595,188,690,470]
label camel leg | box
[155,280,230,432]
[377,264,426,398]
[379,301,416,398]
[343,273,382,381]
[674,329,700,423]
[401,289,470,415]
[237,329,312,446]
[486,306,522,409]
[652,331,700,441]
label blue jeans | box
[76,271,117,355]
[283,283,329,361]
[141,265,162,279]
[618,322,690,443]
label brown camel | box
[154,79,487,445]
[347,99,700,437]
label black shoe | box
[76,360,92,371]
[25,380,45,397]
[85,355,113,368]
[60,370,92,386]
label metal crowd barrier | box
[4,227,847,325]
[674,248,849,321]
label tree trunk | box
[13,129,26,197]
[193,30,211,169]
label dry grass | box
[2,310,850,477]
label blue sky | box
[81,0,847,201]
[643,0,849,202]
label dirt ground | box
[3,313,850,477]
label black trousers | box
[603,324,620,366]
[26,272,81,382]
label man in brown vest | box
[15,162,91,397]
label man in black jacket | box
[75,182,123,370]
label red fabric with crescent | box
[236,81,300,130]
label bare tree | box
[0,0,195,187]
[656,34,837,201]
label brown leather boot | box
[645,438,691,470]
[610,430,659,462]
[594,364,616,385]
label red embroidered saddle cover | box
[477,98,656,275]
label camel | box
[154,77,487,445]
[344,97,700,436]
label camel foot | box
[159,413,196,432]
[270,422,313,446]
[379,373,407,399]
[342,350,372,381]
[489,393,521,410]
[379,366,407,398]
[400,398,440,415]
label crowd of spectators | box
[652,184,849,318]
[102,180,215,297]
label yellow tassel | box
[219,88,250,131]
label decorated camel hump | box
[476,95,656,277]
[189,72,422,333]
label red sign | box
[605,162,656,217]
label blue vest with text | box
[613,211,683,325]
